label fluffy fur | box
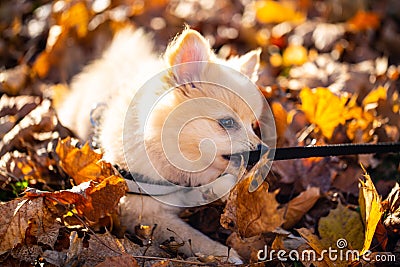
[57,27,267,263]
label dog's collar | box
[116,166,183,196]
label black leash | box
[249,142,400,162]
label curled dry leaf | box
[283,187,320,229]
[221,174,285,238]
[26,174,127,225]
[358,171,384,255]
[0,96,59,157]
[382,183,400,234]
[56,137,116,185]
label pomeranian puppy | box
[58,26,272,263]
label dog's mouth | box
[223,144,269,167]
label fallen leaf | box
[271,101,288,144]
[296,228,333,267]
[362,86,387,107]
[318,202,364,251]
[221,175,285,238]
[347,11,380,32]
[59,2,89,38]
[382,183,400,235]
[0,64,29,95]
[0,197,62,254]
[255,0,305,24]
[73,231,142,267]
[283,187,320,229]
[226,232,266,262]
[0,96,58,157]
[96,254,139,267]
[298,202,365,267]
[358,171,384,255]
[26,174,127,225]
[283,44,308,66]
[299,87,347,139]
[55,137,115,185]
[272,157,333,193]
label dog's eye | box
[218,117,237,129]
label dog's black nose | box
[248,143,269,165]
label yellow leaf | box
[359,171,383,255]
[299,87,347,139]
[344,95,374,141]
[319,202,364,251]
[362,86,387,107]
[255,0,306,24]
[282,44,308,66]
[298,202,365,266]
[60,2,89,38]
[283,187,320,229]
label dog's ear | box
[165,29,211,83]
[238,49,261,82]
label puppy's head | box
[145,29,267,186]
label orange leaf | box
[271,101,288,143]
[221,173,285,238]
[347,11,380,32]
[56,137,113,184]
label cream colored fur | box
[57,27,267,263]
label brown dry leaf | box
[273,157,333,193]
[296,241,329,267]
[347,11,380,32]
[0,197,62,255]
[0,96,62,157]
[296,228,332,267]
[283,187,320,229]
[56,137,114,185]
[79,231,142,267]
[271,101,288,144]
[359,171,384,255]
[0,64,29,95]
[221,175,285,238]
[26,174,127,225]
[96,254,139,267]
[332,164,363,196]
[382,183,400,235]
[226,232,266,262]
